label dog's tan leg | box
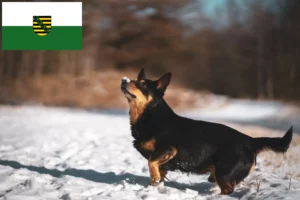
[159,168,168,182]
[148,147,177,185]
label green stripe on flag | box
[2,26,82,50]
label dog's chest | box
[131,124,156,139]
[134,138,156,152]
[130,125,161,159]
[133,138,156,159]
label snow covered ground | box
[186,96,300,133]
[0,105,300,200]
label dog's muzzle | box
[121,77,136,98]
[121,77,130,91]
[122,77,131,84]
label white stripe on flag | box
[2,2,82,26]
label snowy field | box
[0,105,300,200]
[187,96,300,133]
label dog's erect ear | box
[137,68,146,81]
[157,72,171,94]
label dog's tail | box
[253,126,293,154]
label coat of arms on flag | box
[33,16,52,36]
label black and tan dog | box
[120,68,293,195]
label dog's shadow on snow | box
[0,159,215,194]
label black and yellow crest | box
[33,16,51,36]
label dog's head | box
[121,68,171,123]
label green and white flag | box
[2,2,82,50]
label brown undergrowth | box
[0,69,212,110]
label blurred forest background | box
[0,0,300,108]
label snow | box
[185,97,300,133]
[189,100,283,120]
[0,105,300,200]
[122,77,131,83]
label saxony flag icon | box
[2,2,82,50]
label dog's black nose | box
[121,77,130,91]
[121,77,130,84]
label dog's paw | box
[150,177,161,186]
[208,174,216,183]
